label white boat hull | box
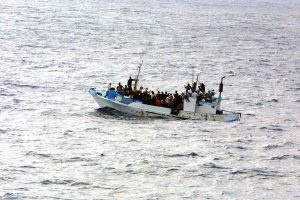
[89,89,241,122]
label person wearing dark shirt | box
[174,90,179,98]
[118,82,123,90]
[200,83,205,94]
[185,83,192,93]
[127,77,134,91]
[192,82,197,92]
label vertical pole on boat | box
[192,69,194,84]
[134,60,143,90]
[218,76,225,99]
[196,74,199,88]
[217,76,225,112]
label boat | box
[89,88,241,121]
[89,65,241,122]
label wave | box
[270,155,290,160]
[264,144,281,150]
[264,141,294,150]
[260,126,284,131]
[202,162,228,169]
[267,99,279,103]
[41,179,74,185]
[0,129,8,134]
[293,155,300,160]
[7,83,41,89]
[65,157,93,163]
[230,168,285,178]
[20,165,37,169]
[165,152,200,158]
[25,151,52,158]
[167,168,179,172]
[71,182,90,186]
[1,193,20,199]
[0,92,15,97]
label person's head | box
[175,90,178,93]
[109,83,111,85]
[129,76,132,79]
[118,82,121,85]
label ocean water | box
[0,0,299,199]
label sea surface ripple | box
[0,0,299,199]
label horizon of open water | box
[0,0,299,199]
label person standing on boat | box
[200,83,205,94]
[127,76,137,91]
[185,83,192,93]
[192,82,197,92]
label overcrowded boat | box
[89,63,241,122]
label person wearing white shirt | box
[106,83,111,96]
[192,91,198,99]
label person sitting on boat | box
[150,91,156,105]
[174,90,179,98]
[173,91,180,109]
[106,82,112,96]
[161,98,167,107]
[211,89,215,97]
[179,93,184,109]
[156,91,162,106]
[165,94,170,106]
[116,82,123,93]
[164,92,168,100]
[123,85,129,96]
[205,90,213,102]
[129,89,134,98]
[145,90,152,105]
[184,89,192,101]
[118,82,123,90]
[133,89,139,100]
[138,86,143,100]
[142,88,150,104]
[160,92,165,100]
[192,91,198,99]
[197,92,205,102]
[179,92,185,105]
[167,94,174,108]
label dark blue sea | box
[0,0,299,199]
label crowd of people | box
[106,77,217,111]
